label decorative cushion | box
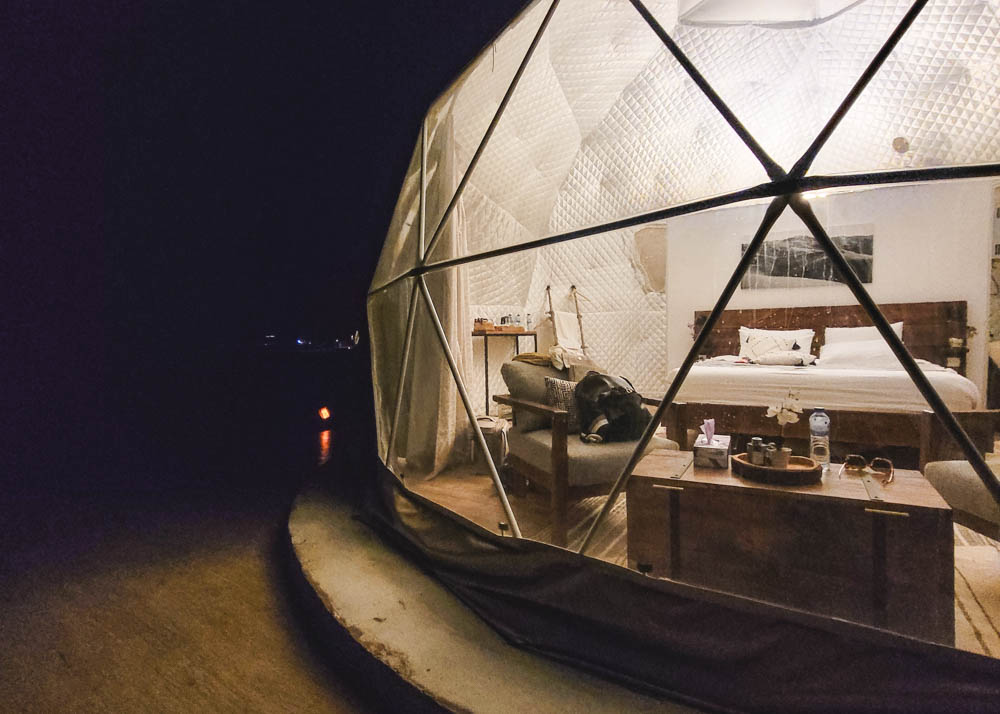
[742,332,796,362]
[739,326,815,361]
[544,376,580,432]
[500,361,569,433]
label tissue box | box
[693,434,730,469]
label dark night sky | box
[101,0,528,343]
[8,1,528,488]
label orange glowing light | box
[318,406,331,420]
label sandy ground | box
[0,482,376,713]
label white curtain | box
[398,111,473,477]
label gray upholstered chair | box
[924,457,1000,540]
[494,361,678,547]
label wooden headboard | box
[692,301,968,375]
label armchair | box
[924,456,1000,540]
[496,361,678,547]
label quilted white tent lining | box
[416,0,1000,268]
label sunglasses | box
[838,454,894,484]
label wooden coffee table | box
[627,450,954,645]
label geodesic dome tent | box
[366,0,1000,708]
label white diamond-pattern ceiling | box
[403,0,1000,277]
[425,0,768,266]
[547,48,767,235]
[814,0,1000,173]
[648,0,912,171]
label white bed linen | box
[669,361,980,412]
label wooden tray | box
[731,453,822,486]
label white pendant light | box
[679,0,864,27]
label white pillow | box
[824,321,903,345]
[817,340,902,369]
[738,327,815,361]
[741,332,795,362]
[756,350,817,366]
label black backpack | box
[574,371,651,442]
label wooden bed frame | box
[692,300,969,375]
[669,301,997,468]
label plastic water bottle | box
[809,408,831,465]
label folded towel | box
[553,310,582,350]
[512,352,553,367]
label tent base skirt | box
[286,482,695,713]
[350,462,1000,712]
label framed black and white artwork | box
[740,225,874,290]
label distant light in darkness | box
[318,429,332,465]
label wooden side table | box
[472,329,538,415]
[626,450,955,645]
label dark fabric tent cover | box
[359,462,1000,712]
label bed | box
[659,301,998,469]
[672,361,980,413]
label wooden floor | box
[409,468,630,565]
[953,526,1000,656]
[409,467,1000,658]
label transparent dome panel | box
[580,183,1000,656]
[380,270,475,485]
[373,178,1000,651]
[370,141,422,292]
[935,180,1000,657]
[581,195,784,564]
[368,277,415,462]
[398,224,673,548]
[387,268,523,537]
[423,0,552,241]
[647,0,912,172]
[811,0,1000,176]
[424,0,768,267]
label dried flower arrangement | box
[765,390,802,427]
